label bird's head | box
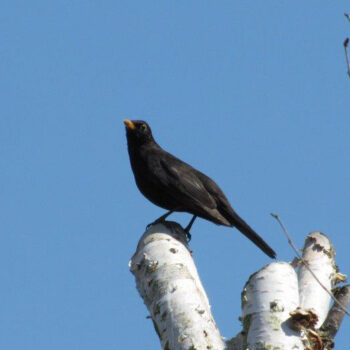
[123,119,154,145]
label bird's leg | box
[146,210,174,229]
[184,215,197,241]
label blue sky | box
[1,1,350,349]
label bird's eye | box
[140,124,147,132]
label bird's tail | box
[227,211,276,259]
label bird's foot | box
[184,229,192,242]
[183,215,196,241]
[146,211,174,230]
[146,219,162,230]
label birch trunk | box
[129,222,225,350]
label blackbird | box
[124,119,276,258]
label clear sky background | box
[1,1,350,349]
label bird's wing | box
[194,170,229,202]
[194,169,276,258]
[156,154,217,210]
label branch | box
[241,262,304,349]
[271,213,350,318]
[298,232,337,326]
[129,222,225,350]
[320,285,350,347]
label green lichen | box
[254,342,282,350]
[269,314,281,331]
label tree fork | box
[130,224,348,350]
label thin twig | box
[270,213,350,318]
[344,14,350,78]
[344,38,350,78]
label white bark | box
[129,222,225,350]
[241,262,304,349]
[298,231,336,327]
[130,225,346,350]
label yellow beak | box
[123,119,136,130]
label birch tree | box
[130,222,349,350]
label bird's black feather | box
[124,120,276,258]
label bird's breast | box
[128,149,179,210]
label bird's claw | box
[184,230,192,242]
[146,211,174,231]
[146,218,167,230]
[146,220,158,230]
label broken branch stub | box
[129,222,225,350]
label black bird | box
[124,119,276,258]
